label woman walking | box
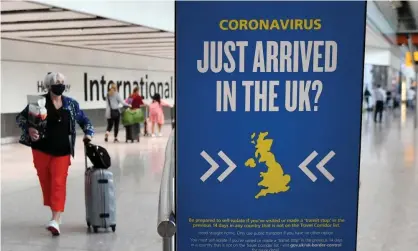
[105,84,130,142]
[16,72,94,236]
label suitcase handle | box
[83,139,91,170]
[84,145,88,170]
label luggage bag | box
[125,123,140,143]
[85,143,111,169]
[121,108,144,126]
[84,144,117,233]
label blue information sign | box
[177,1,366,250]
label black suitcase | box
[125,123,140,143]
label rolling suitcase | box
[84,144,117,233]
[125,123,140,143]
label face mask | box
[50,84,65,96]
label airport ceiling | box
[0,1,174,59]
[366,24,391,49]
[375,0,418,34]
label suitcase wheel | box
[93,226,99,233]
[111,225,116,232]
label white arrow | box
[200,151,219,182]
[316,151,335,182]
[217,151,237,182]
[200,150,236,182]
[299,151,319,182]
[299,150,336,182]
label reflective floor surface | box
[1,126,172,251]
[1,110,418,251]
[357,110,418,251]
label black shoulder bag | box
[107,94,120,119]
[85,142,111,169]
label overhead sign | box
[1,61,174,113]
[177,1,366,251]
[405,51,418,67]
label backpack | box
[85,143,111,169]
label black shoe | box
[105,137,108,142]
[114,139,119,143]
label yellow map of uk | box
[245,132,291,199]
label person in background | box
[105,84,130,142]
[129,87,145,109]
[407,87,416,109]
[393,92,401,109]
[16,72,94,236]
[127,87,146,141]
[364,88,371,111]
[149,93,172,137]
[142,95,150,136]
[386,90,392,107]
[373,84,386,123]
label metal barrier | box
[157,130,176,251]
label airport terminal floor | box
[1,111,418,251]
[1,126,172,251]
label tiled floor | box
[1,126,172,251]
[1,109,418,251]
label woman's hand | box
[83,135,92,144]
[28,127,39,141]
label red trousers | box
[32,149,71,212]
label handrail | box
[157,129,176,251]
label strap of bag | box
[107,94,111,109]
[84,144,88,170]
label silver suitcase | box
[84,146,117,233]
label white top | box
[373,88,386,102]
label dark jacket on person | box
[16,94,94,157]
